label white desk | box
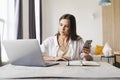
[0,62,120,80]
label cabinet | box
[102,0,120,62]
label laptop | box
[3,39,59,67]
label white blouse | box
[40,36,84,60]
[57,46,72,60]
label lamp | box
[99,0,111,6]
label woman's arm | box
[43,55,69,61]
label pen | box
[68,60,70,66]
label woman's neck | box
[58,35,69,52]
[58,35,68,42]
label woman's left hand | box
[82,48,93,61]
[54,56,69,61]
[82,48,91,54]
[84,54,93,61]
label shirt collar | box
[54,36,59,47]
[54,36,72,47]
[69,37,72,44]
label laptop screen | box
[3,39,46,67]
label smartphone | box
[83,40,92,49]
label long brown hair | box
[56,14,82,41]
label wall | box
[42,0,102,46]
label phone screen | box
[83,40,92,49]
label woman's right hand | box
[54,56,69,61]
[43,56,69,61]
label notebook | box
[3,39,59,67]
[67,60,100,66]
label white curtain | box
[1,0,19,62]
[35,0,42,44]
[35,0,40,44]
[0,0,7,64]
[6,0,18,40]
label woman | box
[40,14,93,61]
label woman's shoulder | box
[76,35,83,41]
[75,36,84,45]
[43,36,57,42]
[71,35,83,43]
[46,36,56,39]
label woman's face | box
[58,19,70,36]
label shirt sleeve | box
[78,39,85,60]
[40,38,51,55]
[79,39,84,53]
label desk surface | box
[0,62,120,80]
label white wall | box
[42,0,102,46]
